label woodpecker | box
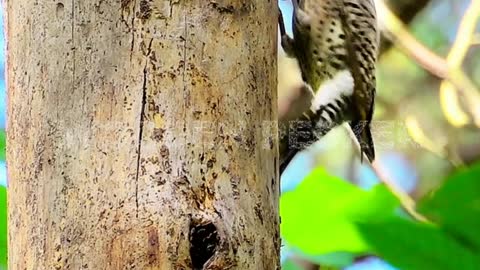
[278,0,379,173]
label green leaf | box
[0,130,5,161]
[418,162,480,250]
[280,168,401,255]
[282,260,304,270]
[358,217,480,270]
[0,186,6,267]
[303,252,355,268]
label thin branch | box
[444,0,480,126]
[405,116,464,167]
[447,0,480,69]
[377,0,480,127]
[370,160,430,223]
[376,1,448,78]
[472,33,480,46]
[346,127,430,223]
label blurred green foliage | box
[0,129,5,269]
[282,260,305,270]
[418,164,480,250]
[281,169,400,256]
[281,163,480,269]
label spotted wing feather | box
[339,0,378,161]
[293,0,349,92]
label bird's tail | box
[349,120,375,162]
[279,148,299,174]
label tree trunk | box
[7,1,279,269]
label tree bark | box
[7,1,279,269]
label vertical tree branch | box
[7,1,279,269]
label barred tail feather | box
[349,121,375,162]
[280,148,299,174]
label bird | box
[278,0,379,173]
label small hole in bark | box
[56,3,65,17]
[189,220,219,269]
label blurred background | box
[278,0,480,269]
[0,0,479,269]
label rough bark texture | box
[7,0,279,269]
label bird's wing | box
[340,0,378,119]
[339,0,379,161]
[293,0,349,91]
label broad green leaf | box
[303,252,354,268]
[285,245,355,268]
[418,162,480,250]
[280,168,400,255]
[0,186,6,267]
[282,260,304,270]
[357,217,480,270]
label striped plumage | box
[279,0,379,173]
